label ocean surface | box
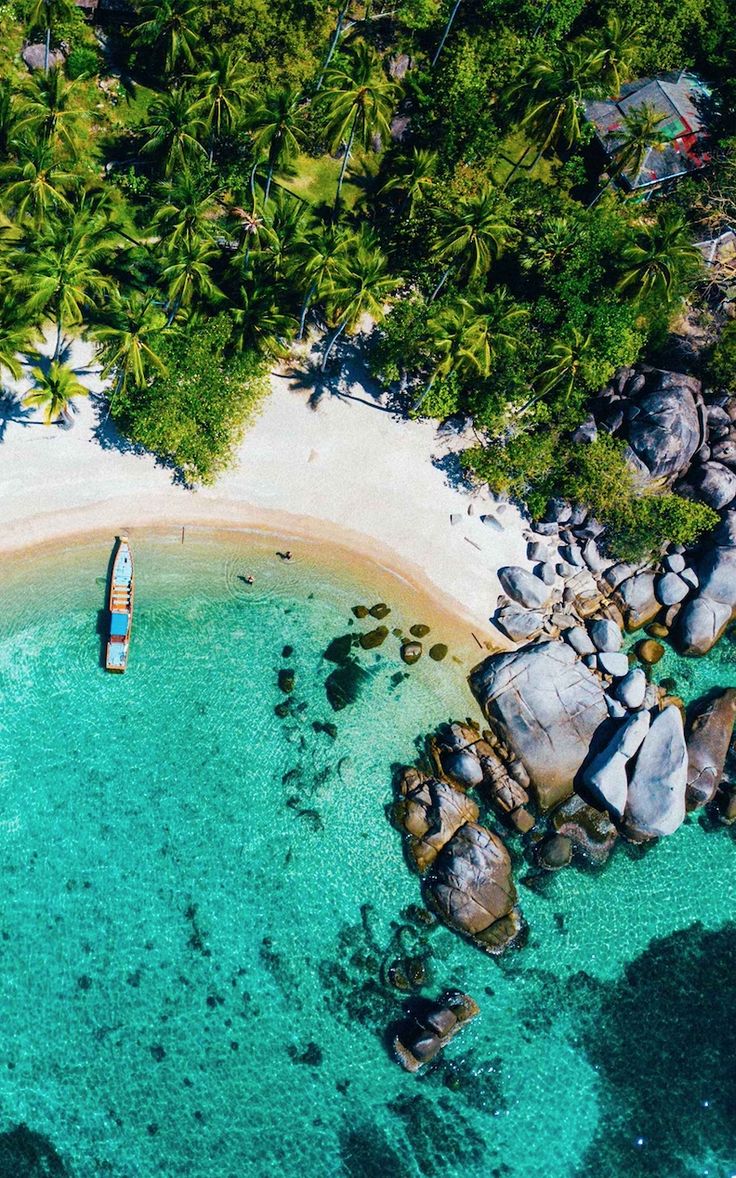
[0,532,734,1178]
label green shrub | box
[114,315,268,485]
[66,45,100,80]
[708,321,736,393]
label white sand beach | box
[0,332,532,632]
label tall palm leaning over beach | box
[321,239,399,370]
[0,292,36,380]
[26,0,76,74]
[195,50,250,162]
[23,360,88,425]
[518,326,593,416]
[317,42,397,211]
[20,214,116,359]
[245,88,305,205]
[616,208,703,302]
[289,222,350,341]
[141,88,207,177]
[94,291,168,401]
[430,185,515,299]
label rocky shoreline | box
[390,363,736,999]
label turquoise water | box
[0,533,734,1178]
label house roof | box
[584,70,713,190]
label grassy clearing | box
[277,151,363,209]
[492,128,560,187]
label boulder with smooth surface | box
[686,689,736,809]
[588,618,623,653]
[580,710,651,821]
[498,566,551,611]
[623,706,687,839]
[470,641,608,810]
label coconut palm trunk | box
[335,108,359,210]
[431,0,462,67]
[298,280,318,341]
[321,320,347,371]
[429,265,453,302]
[316,2,350,91]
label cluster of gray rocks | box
[391,365,736,955]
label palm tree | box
[431,185,515,298]
[245,88,305,205]
[27,0,76,74]
[317,42,397,209]
[617,208,703,302]
[289,223,351,340]
[380,147,437,216]
[590,102,668,206]
[0,293,36,380]
[462,287,529,374]
[322,240,399,369]
[195,50,250,162]
[412,298,479,412]
[520,327,593,414]
[141,88,207,176]
[0,80,19,159]
[431,0,463,67]
[506,43,605,177]
[161,236,222,323]
[0,139,75,227]
[17,67,84,154]
[133,0,200,75]
[579,15,641,95]
[229,280,297,357]
[315,0,350,92]
[24,361,88,425]
[19,215,117,358]
[94,292,168,397]
[153,173,219,249]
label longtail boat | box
[106,536,134,673]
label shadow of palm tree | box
[0,389,36,440]
[278,358,332,410]
[88,391,147,455]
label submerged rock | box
[423,822,521,954]
[470,641,608,810]
[429,643,448,661]
[359,626,389,650]
[551,793,618,865]
[623,706,688,839]
[686,689,736,810]
[325,659,370,711]
[392,990,479,1072]
[537,833,573,870]
[400,641,422,665]
[369,603,391,619]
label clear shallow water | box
[0,534,734,1178]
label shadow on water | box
[0,1125,68,1177]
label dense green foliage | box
[0,0,733,538]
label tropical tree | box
[0,293,36,380]
[379,147,437,216]
[228,279,297,357]
[591,102,668,205]
[520,327,593,414]
[26,0,77,74]
[322,239,399,368]
[94,291,168,397]
[195,49,250,161]
[153,173,219,249]
[245,87,305,205]
[579,15,641,95]
[0,80,19,159]
[133,0,200,75]
[616,208,703,302]
[462,287,529,374]
[141,88,207,176]
[431,185,515,297]
[506,43,605,176]
[0,139,75,227]
[19,214,117,358]
[23,361,88,425]
[288,222,351,340]
[161,236,222,322]
[317,42,397,208]
[17,67,84,153]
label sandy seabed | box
[0,332,533,640]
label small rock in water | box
[369,603,391,619]
[410,624,431,637]
[281,645,294,658]
[537,834,572,870]
[312,721,337,740]
[287,1042,323,1067]
[278,669,295,694]
[636,638,665,666]
[429,644,448,661]
[274,701,290,718]
[323,634,354,663]
[400,641,422,665]
[352,605,369,618]
[359,626,389,650]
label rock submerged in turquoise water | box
[686,688,736,810]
